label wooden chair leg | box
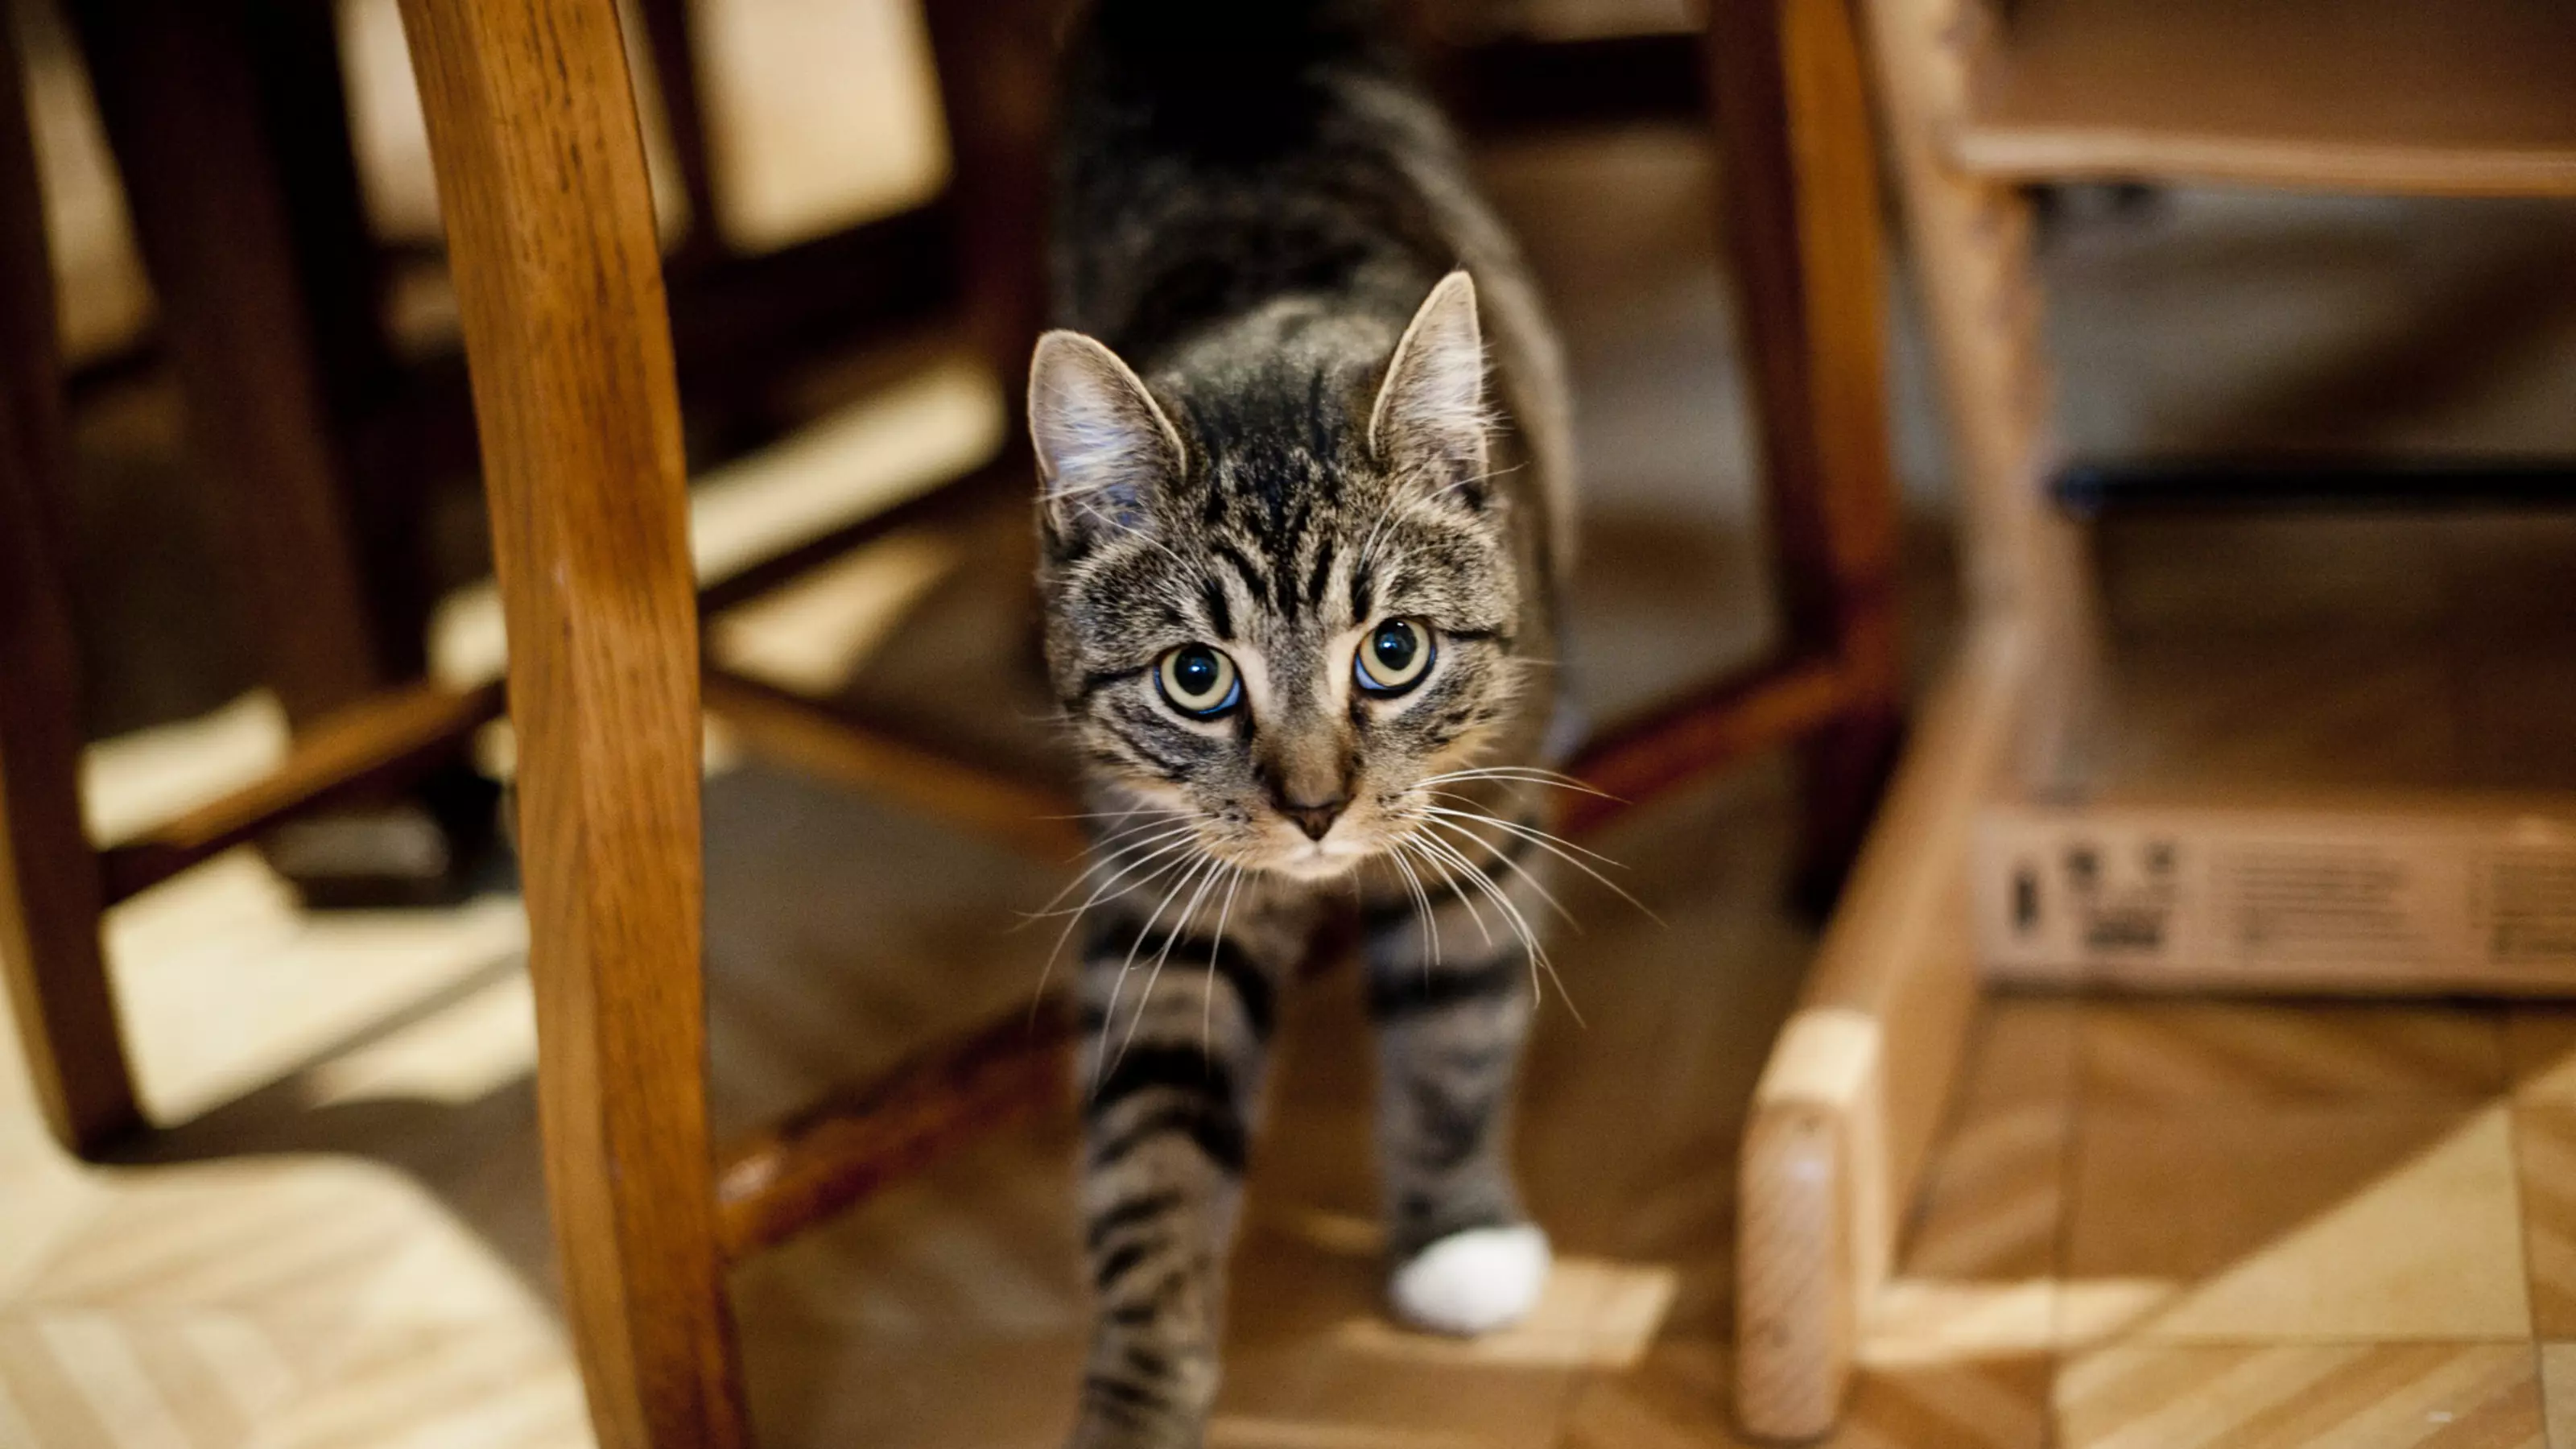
[1706,0,1907,910]
[0,5,141,1156]
[394,2,745,1446]
[66,0,387,723]
[918,0,1058,397]
[631,0,726,270]
[1861,0,2099,785]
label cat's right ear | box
[1028,331,1183,543]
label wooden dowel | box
[700,667,1084,859]
[0,2,139,1154]
[1563,652,1855,836]
[97,680,503,904]
[715,1001,1076,1261]
[397,0,746,1442]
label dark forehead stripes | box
[1200,577,1234,641]
[1201,530,1353,629]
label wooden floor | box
[14,1,2576,1443]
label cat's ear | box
[1369,270,1490,499]
[1028,330,1183,539]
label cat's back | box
[1051,0,1436,358]
[1049,0,1576,569]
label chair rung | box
[2053,458,2576,517]
[97,681,504,904]
[1563,652,1857,836]
[696,451,1018,617]
[715,1000,1075,1261]
[700,667,1083,859]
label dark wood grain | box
[919,0,1057,396]
[1707,0,1905,906]
[1563,653,1857,839]
[701,668,1084,860]
[716,1002,1075,1261]
[97,681,504,905]
[394,1,745,1445]
[0,2,140,1157]
[66,0,386,722]
[632,0,726,269]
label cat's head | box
[1030,272,1525,881]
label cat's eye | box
[1157,644,1241,718]
[1355,618,1435,696]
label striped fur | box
[1036,2,1576,1443]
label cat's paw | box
[1388,1223,1550,1335]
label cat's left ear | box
[1369,270,1490,502]
[1028,330,1184,541]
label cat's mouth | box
[1265,836,1371,881]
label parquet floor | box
[13,0,2576,1443]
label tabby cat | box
[1031,2,1577,1443]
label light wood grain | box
[1955,0,2576,196]
[0,1,138,1158]
[1735,623,2026,1440]
[394,1,745,1445]
[1864,0,2099,794]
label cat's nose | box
[1280,796,1347,841]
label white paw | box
[1388,1224,1550,1335]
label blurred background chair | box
[1732,0,2576,1437]
[5,0,1905,1443]
[0,0,1080,1158]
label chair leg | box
[1705,0,1908,910]
[0,5,140,1157]
[1861,0,2100,787]
[65,0,387,723]
[918,0,1057,395]
[394,2,746,1446]
[630,0,726,270]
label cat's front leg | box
[1363,833,1552,1335]
[1068,891,1302,1449]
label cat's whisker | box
[1082,815,1199,857]
[1020,821,1202,923]
[1028,843,1199,1023]
[1023,828,1203,1009]
[1397,831,1500,955]
[1406,828,1581,1026]
[1418,814,1580,931]
[1352,483,1414,571]
[1422,458,1526,506]
[1046,804,1195,861]
[1418,797,1631,871]
[1416,768,1615,800]
[1121,852,1232,1063]
[1092,850,1219,1092]
[1418,762,1597,788]
[1199,863,1247,1055]
[1040,803,1179,824]
[1382,836,1442,969]
[1420,800,1634,877]
[1419,803,1663,924]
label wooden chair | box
[1732,0,2576,1437]
[3,0,1902,1443]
